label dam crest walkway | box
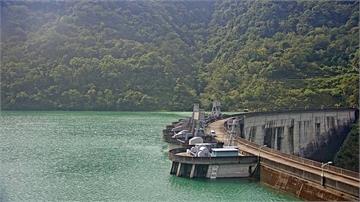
[208,119,359,201]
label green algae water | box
[0,111,299,201]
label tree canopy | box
[1,0,358,111]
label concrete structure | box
[211,101,222,119]
[169,148,258,179]
[260,165,357,201]
[209,117,360,201]
[163,103,220,145]
[163,108,358,201]
[229,109,357,158]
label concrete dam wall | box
[235,109,357,159]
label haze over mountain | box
[1,0,358,111]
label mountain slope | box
[200,0,359,110]
[1,0,358,111]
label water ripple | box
[0,111,300,201]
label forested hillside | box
[1,0,358,111]
[334,123,359,172]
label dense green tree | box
[0,0,358,111]
[334,124,359,172]
[201,0,358,111]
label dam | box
[212,117,359,201]
[163,104,359,201]
[224,108,357,161]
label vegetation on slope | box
[200,1,359,110]
[333,123,359,172]
[1,0,358,111]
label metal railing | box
[224,127,360,180]
[222,128,359,197]
[235,107,357,118]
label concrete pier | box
[168,148,258,179]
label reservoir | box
[0,111,299,201]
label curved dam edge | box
[260,165,357,201]
[207,117,359,201]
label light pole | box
[258,145,267,161]
[321,161,332,186]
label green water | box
[0,111,299,201]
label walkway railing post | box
[321,161,332,186]
[258,145,267,162]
